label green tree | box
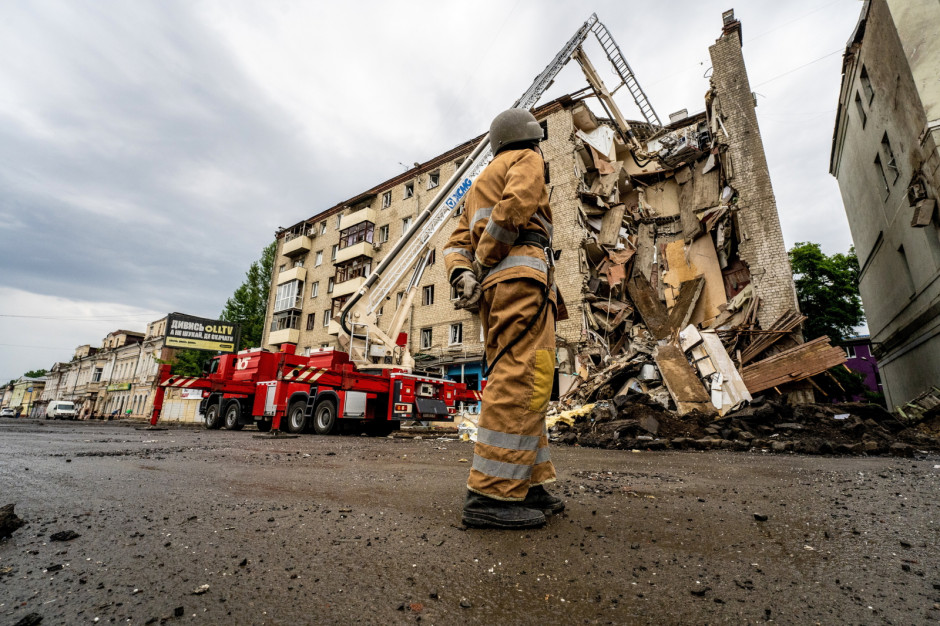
[166,349,213,377]
[788,242,865,342]
[220,241,276,349]
[24,369,47,378]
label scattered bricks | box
[889,442,914,458]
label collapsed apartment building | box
[265,11,845,415]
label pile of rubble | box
[557,99,847,418]
[547,395,940,457]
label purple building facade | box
[840,335,883,401]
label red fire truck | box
[149,345,476,434]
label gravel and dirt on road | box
[1,418,939,625]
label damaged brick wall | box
[708,23,800,329]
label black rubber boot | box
[462,491,546,529]
[523,485,565,515]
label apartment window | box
[320,343,330,349]
[319,221,327,235]
[426,249,436,265]
[274,280,303,311]
[306,312,316,331]
[382,191,392,209]
[328,277,335,293]
[881,133,899,183]
[92,367,102,383]
[271,310,301,332]
[402,216,412,232]
[323,310,330,327]
[854,92,867,128]
[420,328,433,350]
[455,157,465,169]
[844,345,856,359]
[450,283,459,300]
[449,323,463,345]
[427,171,440,189]
[292,257,304,268]
[898,245,916,296]
[335,257,372,283]
[311,281,319,298]
[539,120,548,140]
[331,295,350,318]
[378,224,389,243]
[337,214,343,229]
[422,285,435,305]
[455,202,464,216]
[303,346,311,357]
[279,263,286,273]
[874,154,890,200]
[331,244,338,261]
[860,65,874,104]
[315,250,323,266]
[396,292,404,307]
[404,183,414,199]
[544,162,551,184]
[339,221,374,249]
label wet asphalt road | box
[1,417,939,625]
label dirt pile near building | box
[548,395,940,456]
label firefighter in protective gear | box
[444,108,565,529]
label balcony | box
[332,276,366,299]
[340,208,376,231]
[269,328,300,345]
[277,266,306,285]
[335,241,374,265]
[282,235,312,257]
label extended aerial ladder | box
[338,14,659,368]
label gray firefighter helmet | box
[489,108,543,153]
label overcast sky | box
[0,0,863,384]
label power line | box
[752,49,842,87]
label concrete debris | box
[0,503,26,539]
[548,397,940,455]
[559,98,849,423]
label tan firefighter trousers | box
[468,277,557,501]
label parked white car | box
[46,401,78,420]
[0,407,15,418]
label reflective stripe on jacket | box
[444,148,553,292]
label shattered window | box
[449,323,463,345]
[428,172,439,189]
[881,133,899,183]
[319,221,327,235]
[378,225,389,243]
[306,313,316,331]
[339,221,374,249]
[403,216,412,232]
[335,257,371,283]
[331,244,338,261]
[404,183,414,199]
[860,66,874,104]
[874,154,890,200]
[315,251,323,266]
[271,310,301,332]
[422,285,434,306]
[311,281,319,298]
[540,120,548,140]
[854,92,867,128]
[420,328,432,350]
[323,310,330,327]
[328,277,334,293]
[382,191,392,209]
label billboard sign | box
[165,313,239,353]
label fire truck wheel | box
[223,402,244,431]
[313,399,338,435]
[286,400,308,434]
[204,402,223,430]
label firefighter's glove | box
[452,270,482,312]
[471,260,491,281]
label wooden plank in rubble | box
[655,344,717,416]
[627,273,669,339]
[741,336,847,394]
